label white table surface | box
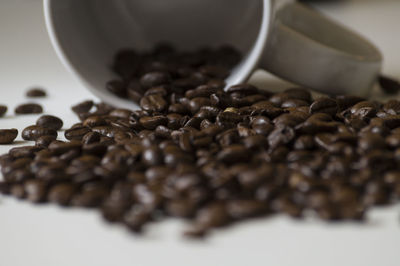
[1,1,400,266]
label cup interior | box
[45,0,267,109]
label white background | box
[1,1,400,266]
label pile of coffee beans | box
[1,45,400,237]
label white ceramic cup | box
[44,0,382,110]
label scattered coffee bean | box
[22,125,57,141]
[36,115,64,130]
[0,105,7,117]
[0,129,18,144]
[2,45,400,238]
[71,100,94,114]
[26,88,47,97]
[310,97,338,116]
[15,103,43,114]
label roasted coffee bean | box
[71,100,94,114]
[383,100,400,115]
[83,116,107,128]
[24,179,47,203]
[15,103,43,114]
[36,115,63,130]
[140,94,167,113]
[189,97,212,114]
[35,135,57,148]
[350,101,378,115]
[140,115,168,130]
[123,205,151,232]
[336,95,364,111]
[22,125,57,141]
[310,97,338,116]
[0,105,7,117]
[242,135,268,150]
[0,129,18,144]
[268,126,296,149]
[217,145,249,164]
[71,188,108,208]
[82,131,101,145]
[48,183,76,206]
[140,71,171,89]
[8,146,41,158]
[379,75,400,95]
[26,88,47,97]
[64,126,91,140]
[193,202,230,229]
[227,84,258,95]
[281,99,309,108]
[251,101,283,118]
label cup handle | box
[260,1,382,96]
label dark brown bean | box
[15,103,43,114]
[140,71,171,89]
[140,94,167,113]
[48,183,76,206]
[140,115,168,130]
[35,135,57,148]
[310,97,338,116]
[26,88,47,97]
[0,129,18,144]
[24,179,47,203]
[65,126,91,140]
[71,100,94,114]
[0,105,7,117]
[22,126,57,141]
[36,115,63,130]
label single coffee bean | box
[383,100,400,115]
[0,129,18,144]
[24,179,47,203]
[22,125,57,141]
[71,100,94,114]
[140,94,168,113]
[35,135,57,148]
[65,126,91,140]
[15,103,43,114]
[140,71,171,89]
[310,97,338,116]
[26,88,47,97]
[123,205,151,232]
[36,115,63,130]
[0,105,7,117]
[48,183,76,206]
[227,84,258,95]
[217,145,249,164]
[82,131,101,145]
[140,115,168,130]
